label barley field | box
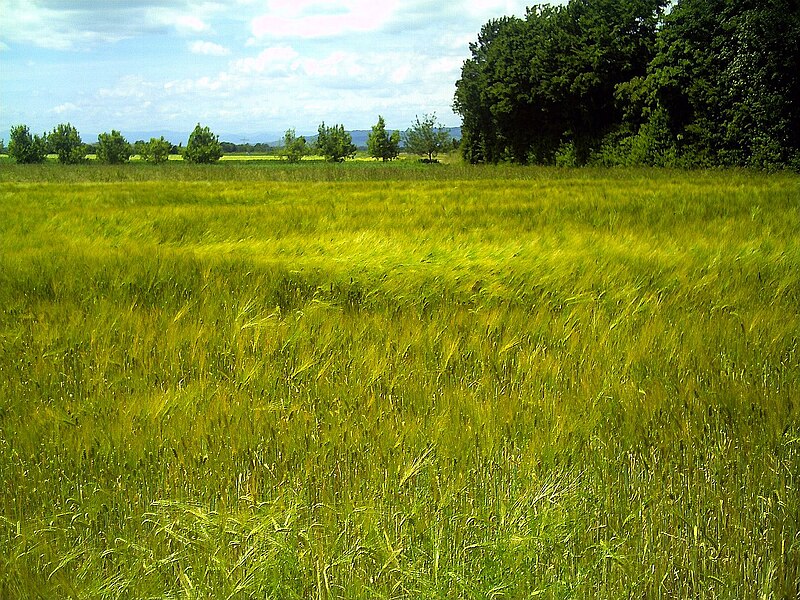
[1,162,798,598]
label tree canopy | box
[367,116,400,161]
[141,137,172,164]
[454,0,800,169]
[316,123,357,162]
[404,114,452,163]
[48,123,86,164]
[8,125,48,164]
[183,124,223,164]
[96,130,133,164]
[282,129,309,163]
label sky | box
[0,0,546,142]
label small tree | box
[183,124,223,163]
[404,114,451,163]
[282,129,309,163]
[141,137,172,164]
[367,115,400,161]
[315,122,356,162]
[96,130,133,164]
[49,123,86,164]
[8,125,48,163]
[133,140,147,157]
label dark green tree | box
[455,0,666,164]
[367,116,400,161]
[315,122,356,162]
[183,124,223,163]
[8,124,48,164]
[141,137,172,164]
[638,0,800,168]
[48,123,86,164]
[403,114,451,162]
[96,130,133,164]
[282,129,309,163]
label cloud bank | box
[0,0,545,137]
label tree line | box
[454,0,800,169]
[4,115,453,165]
[5,124,177,165]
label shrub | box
[96,130,133,164]
[282,129,309,163]
[367,116,400,162]
[49,123,86,164]
[8,124,48,164]
[183,124,223,164]
[141,137,172,164]
[404,114,451,163]
[316,123,356,162]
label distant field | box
[1,163,798,598]
[0,152,462,165]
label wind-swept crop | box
[1,164,798,597]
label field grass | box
[1,162,798,598]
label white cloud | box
[0,1,129,50]
[297,51,359,78]
[51,102,78,115]
[0,1,218,50]
[151,11,210,34]
[99,76,153,99]
[232,46,300,74]
[251,0,399,39]
[189,40,231,56]
[164,79,197,95]
[2,1,548,135]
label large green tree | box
[638,0,800,168]
[183,124,223,163]
[403,114,451,163]
[455,0,666,164]
[282,129,309,163]
[367,116,400,161]
[141,137,172,164]
[48,123,86,164]
[96,130,133,164]
[315,123,356,162]
[8,124,48,164]
[455,0,799,169]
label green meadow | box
[1,162,798,598]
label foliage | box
[1,166,798,597]
[315,122,357,162]
[141,137,172,164]
[96,130,133,164]
[7,124,48,164]
[282,129,309,163]
[455,1,666,164]
[183,123,223,164]
[455,0,799,170]
[638,0,800,169]
[220,141,273,154]
[48,122,86,164]
[367,115,400,161]
[403,113,451,162]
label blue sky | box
[0,0,546,141]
